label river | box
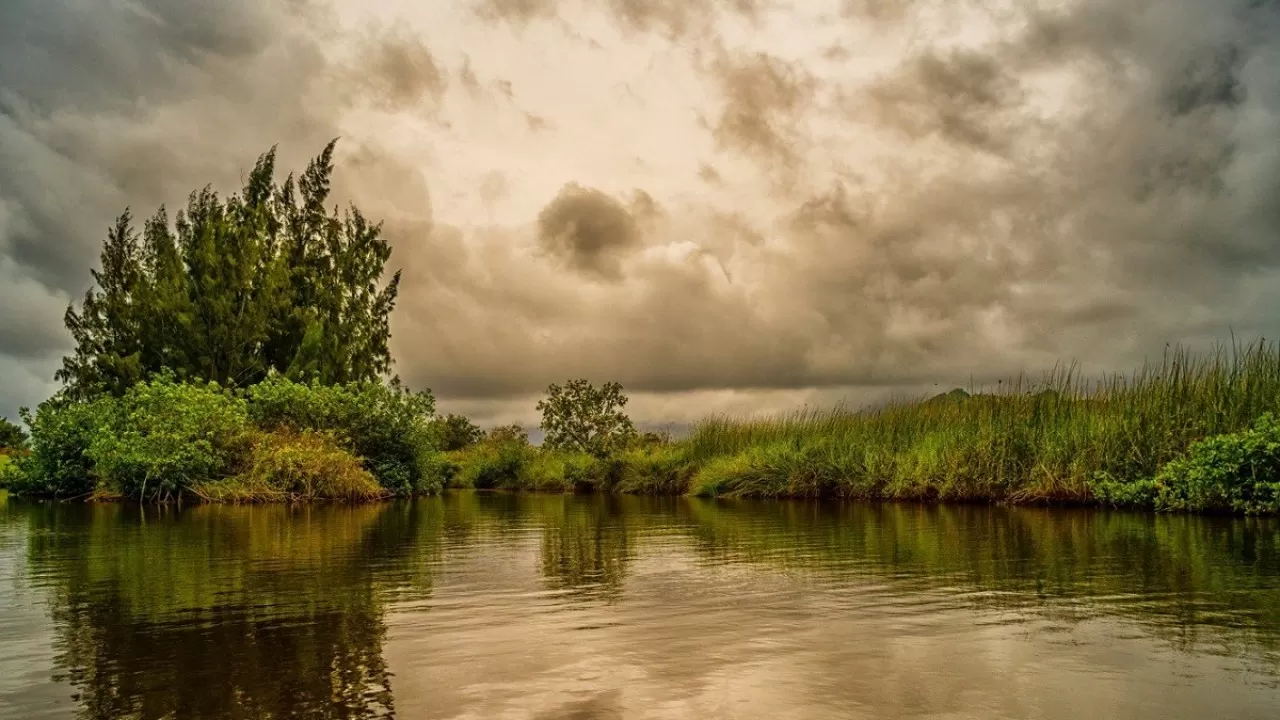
[1,490,1278,719]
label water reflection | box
[1,492,1279,719]
[6,501,442,719]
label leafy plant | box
[9,395,113,498]
[429,413,484,451]
[0,416,28,451]
[86,374,251,500]
[486,424,530,444]
[1151,413,1280,514]
[537,379,636,458]
[245,373,440,494]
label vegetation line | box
[2,142,1278,514]
[438,339,1280,515]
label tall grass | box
[447,339,1280,513]
[679,340,1280,508]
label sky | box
[1,0,1279,429]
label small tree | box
[430,413,484,451]
[0,417,27,451]
[537,379,636,457]
[486,424,529,445]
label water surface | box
[2,490,1279,719]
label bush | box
[453,438,533,489]
[0,416,27,451]
[193,429,385,502]
[0,454,18,488]
[245,374,441,494]
[429,414,484,451]
[9,395,114,498]
[87,375,251,500]
[1151,413,1280,514]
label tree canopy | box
[0,417,27,450]
[56,140,401,398]
[537,379,636,457]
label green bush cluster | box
[4,373,442,501]
[245,374,441,494]
[1091,413,1280,514]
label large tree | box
[57,141,402,397]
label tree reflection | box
[536,495,633,601]
[20,501,441,720]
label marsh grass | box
[678,340,1280,509]
[447,340,1280,513]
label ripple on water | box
[2,494,1280,719]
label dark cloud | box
[458,55,482,93]
[474,0,764,38]
[865,48,1026,154]
[474,0,560,25]
[839,0,924,24]
[706,50,817,168]
[0,0,451,418]
[536,184,645,280]
[353,25,448,111]
[4,0,1280,430]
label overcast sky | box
[2,0,1279,428]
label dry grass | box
[192,429,388,503]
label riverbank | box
[5,342,1280,515]
[444,342,1280,515]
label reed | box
[675,339,1280,510]
[447,339,1280,513]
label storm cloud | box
[2,0,1280,428]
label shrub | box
[454,438,532,489]
[1151,413,1280,514]
[1088,472,1158,509]
[429,414,484,451]
[10,394,114,498]
[87,375,251,500]
[0,416,27,451]
[193,429,385,502]
[0,454,17,488]
[245,374,441,494]
[614,446,692,494]
[486,424,530,444]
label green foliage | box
[0,454,17,488]
[451,434,537,490]
[196,429,386,502]
[486,424,530,444]
[10,395,112,498]
[12,374,442,501]
[0,416,28,450]
[613,445,690,494]
[245,374,440,494]
[429,413,484,451]
[86,374,251,500]
[1149,413,1280,514]
[57,141,402,399]
[537,379,636,458]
